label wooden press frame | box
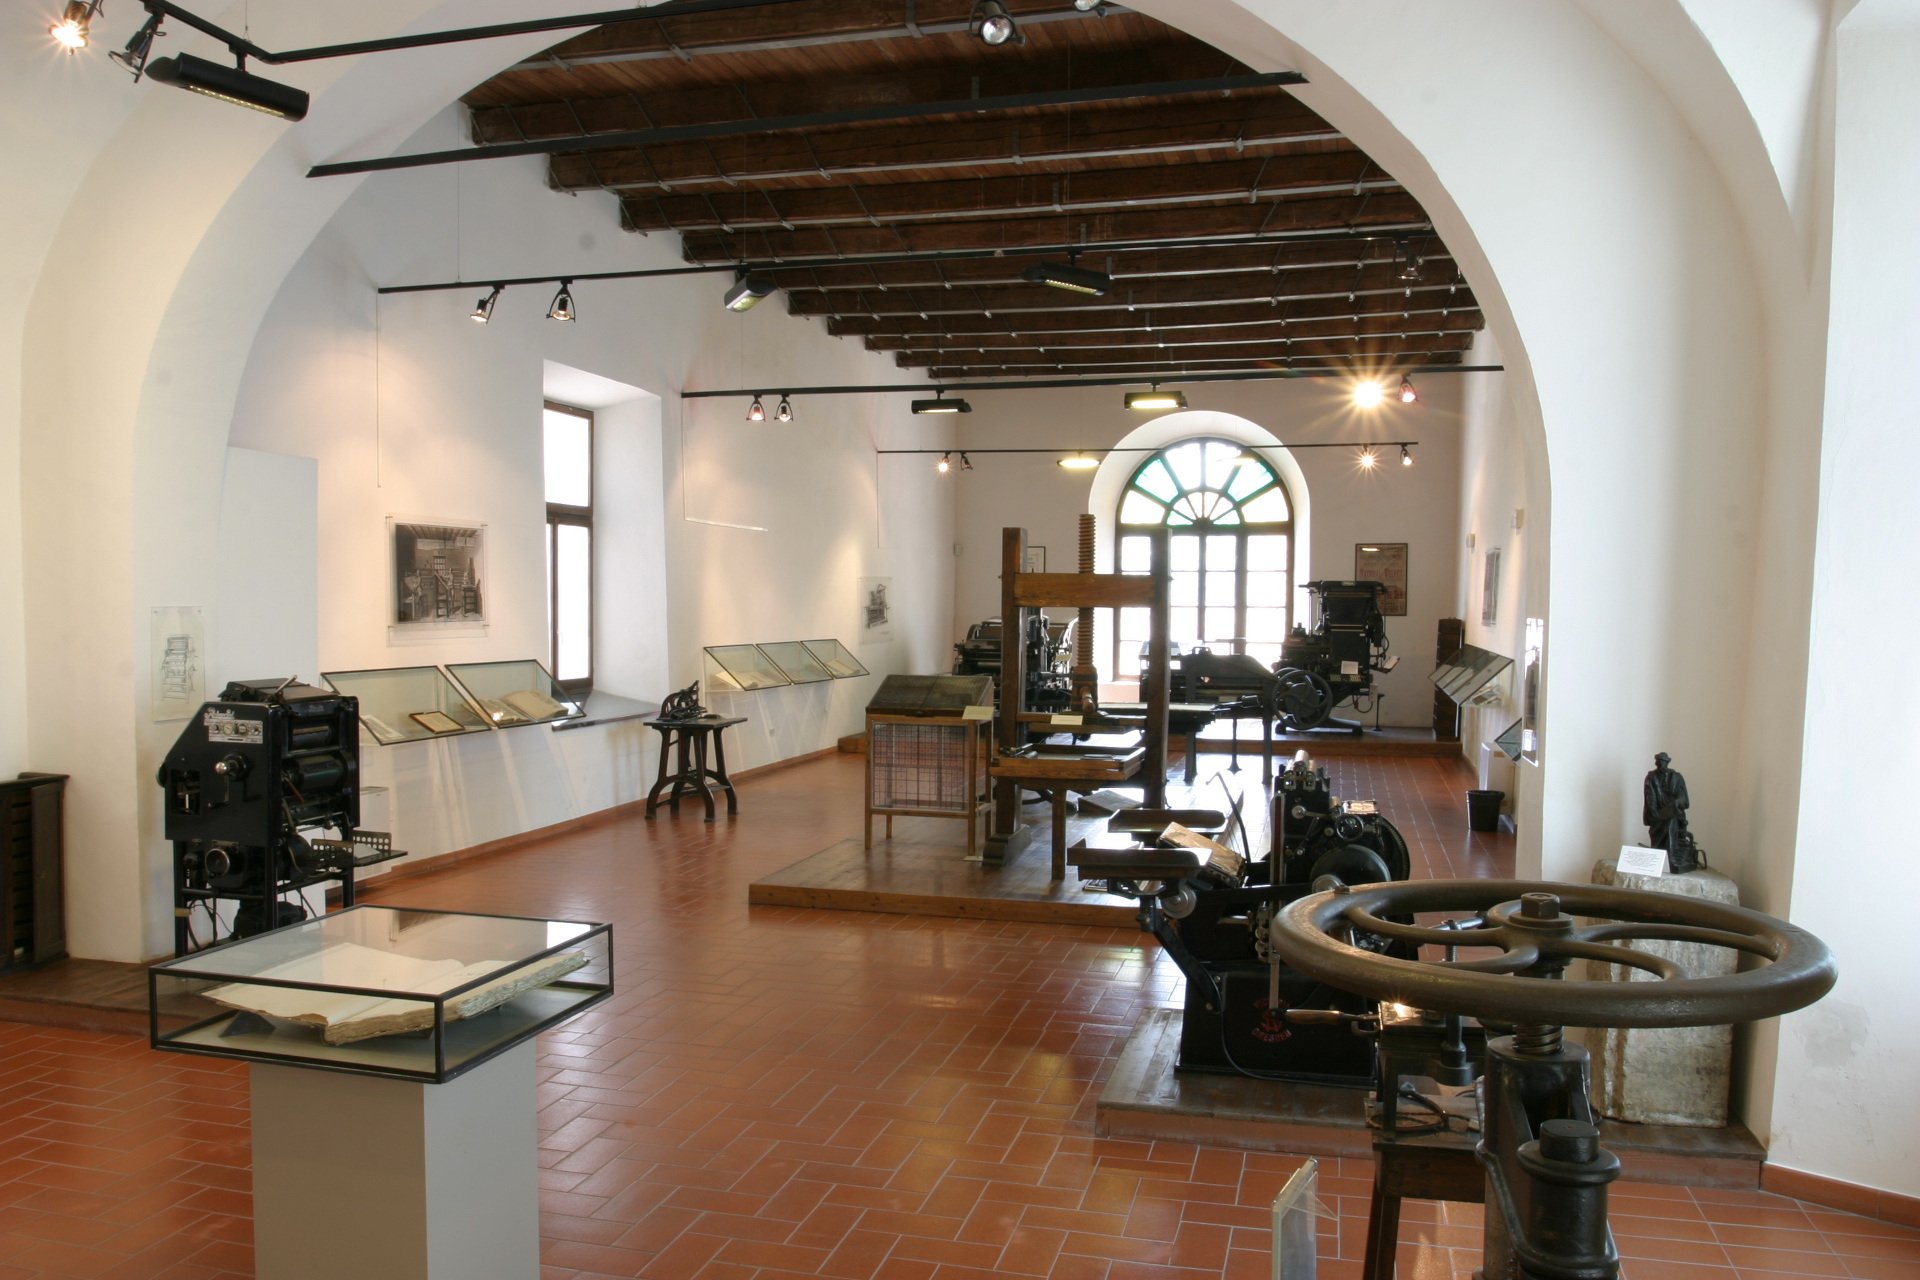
[863,713,993,855]
[990,525,1172,845]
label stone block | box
[1586,858,1740,1127]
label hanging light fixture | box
[936,453,953,474]
[1400,445,1414,467]
[469,285,503,324]
[1357,447,1379,469]
[145,52,311,120]
[1352,379,1386,409]
[1058,453,1101,470]
[960,452,974,471]
[1020,254,1112,296]
[746,396,766,422]
[724,274,777,312]
[49,1,100,49]
[911,391,972,414]
[547,280,576,322]
[970,0,1022,45]
[1398,375,1418,404]
[1395,237,1423,281]
[1125,383,1187,411]
[775,395,794,423]
[1071,0,1106,10]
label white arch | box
[1087,410,1313,624]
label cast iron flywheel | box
[1271,879,1835,1028]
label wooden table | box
[988,741,1145,880]
[1364,1125,1484,1280]
[643,716,745,821]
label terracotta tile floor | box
[0,754,1912,1280]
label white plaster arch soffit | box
[1088,412,1311,597]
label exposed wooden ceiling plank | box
[896,332,1474,366]
[861,313,1484,350]
[825,296,1479,337]
[921,351,1469,378]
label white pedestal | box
[1587,859,1740,1127]
[250,1042,539,1280]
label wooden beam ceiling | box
[461,0,1483,382]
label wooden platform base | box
[1097,1009,1768,1190]
[747,811,1139,926]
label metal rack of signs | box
[323,659,585,745]
[701,639,868,693]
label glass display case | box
[757,641,835,684]
[1430,643,1514,707]
[149,905,612,1082]
[322,666,491,746]
[703,644,793,692]
[802,638,869,678]
[445,659,584,728]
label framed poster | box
[1481,547,1501,625]
[391,519,486,629]
[858,576,893,645]
[1354,543,1408,616]
[1521,616,1545,763]
[150,605,204,722]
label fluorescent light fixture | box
[1020,260,1111,296]
[724,275,776,311]
[911,393,972,414]
[1125,384,1187,411]
[50,1,97,49]
[1059,453,1101,470]
[775,395,794,423]
[1352,379,1386,409]
[470,285,502,324]
[971,0,1021,45]
[746,396,766,422]
[145,53,310,121]
[546,280,575,322]
[1398,375,1418,403]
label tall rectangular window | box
[544,402,593,693]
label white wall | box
[949,378,1462,726]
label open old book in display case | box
[149,906,612,1082]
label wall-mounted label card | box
[1050,714,1083,726]
[1617,845,1667,876]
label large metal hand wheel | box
[1272,668,1334,730]
[1273,879,1835,1028]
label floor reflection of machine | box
[1071,751,1417,1085]
[158,678,404,955]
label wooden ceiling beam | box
[676,191,1431,261]
[825,295,1479,337]
[861,312,1485,350]
[896,332,1475,368]
[537,92,1340,193]
[922,350,1469,378]
[620,152,1394,234]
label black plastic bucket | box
[1466,789,1505,832]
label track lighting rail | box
[308,71,1307,177]
[679,365,1502,398]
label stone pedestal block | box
[1587,858,1740,1127]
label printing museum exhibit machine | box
[158,678,403,955]
[1270,879,1835,1280]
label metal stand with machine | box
[1271,879,1836,1280]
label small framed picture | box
[1353,543,1408,616]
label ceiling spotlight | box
[1400,445,1414,467]
[546,280,575,322]
[1396,237,1423,281]
[775,395,794,423]
[1398,375,1418,404]
[724,275,776,312]
[747,396,766,422]
[1071,0,1106,10]
[1358,448,1379,470]
[109,11,161,77]
[912,392,972,414]
[1352,379,1386,409]
[1125,384,1187,411]
[145,53,311,120]
[470,285,503,324]
[50,1,99,49]
[970,0,1022,45]
[960,452,974,471]
[1059,453,1101,470]
[937,453,953,474]
[1020,259,1111,296]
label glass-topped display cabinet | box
[703,644,793,692]
[445,659,584,728]
[757,641,835,684]
[149,906,612,1082]
[801,638,869,679]
[322,666,490,745]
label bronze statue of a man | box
[1643,752,1702,873]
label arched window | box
[1115,438,1294,678]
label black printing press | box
[157,678,404,954]
[952,614,1076,715]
